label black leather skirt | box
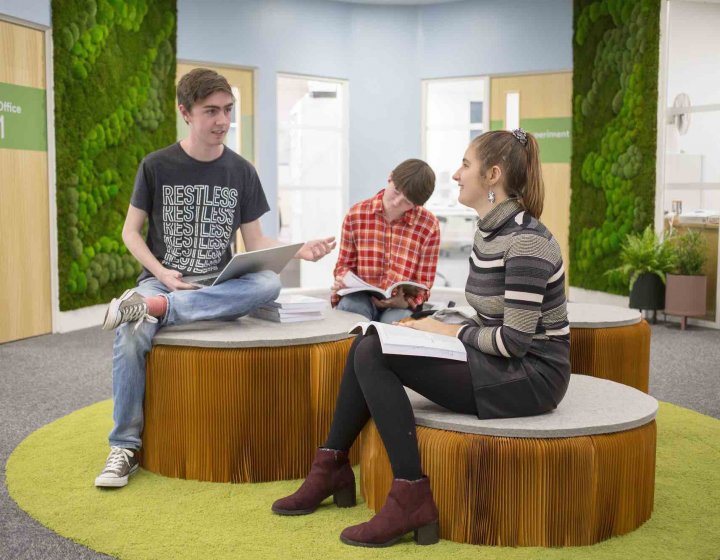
[466,337,571,420]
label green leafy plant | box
[606,226,676,290]
[668,230,707,276]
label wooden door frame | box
[0,14,58,338]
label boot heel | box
[413,521,439,545]
[333,485,356,508]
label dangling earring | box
[487,190,496,204]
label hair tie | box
[512,128,528,146]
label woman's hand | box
[397,317,462,337]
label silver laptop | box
[185,242,304,287]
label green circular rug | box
[6,400,720,560]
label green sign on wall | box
[0,82,47,152]
[490,117,572,164]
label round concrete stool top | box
[152,309,365,348]
[407,374,657,438]
[566,302,641,328]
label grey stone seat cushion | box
[407,374,658,438]
[154,308,365,348]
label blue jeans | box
[336,292,413,324]
[109,270,282,449]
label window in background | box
[277,74,348,288]
[661,0,720,324]
[423,78,488,287]
[505,91,520,131]
[422,77,489,211]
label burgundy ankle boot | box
[272,448,356,515]
[340,476,439,547]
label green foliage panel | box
[570,0,660,293]
[53,0,177,310]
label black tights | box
[324,333,477,480]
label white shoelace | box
[105,447,134,473]
[118,300,158,333]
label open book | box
[337,271,428,299]
[350,322,467,362]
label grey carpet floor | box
[0,322,718,560]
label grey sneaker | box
[102,289,158,331]
[95,447,140,487]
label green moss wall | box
[570,0,660,293]
[53,0,176,310]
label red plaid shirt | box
[332,190,441,307]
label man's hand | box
[296,237,337,262]
[371,288,409,310]
[331,274,347,296]
[157,268,196,291]
[397,317,462,337]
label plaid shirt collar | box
[372,189,420,226]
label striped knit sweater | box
[458,198,569,358]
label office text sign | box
[0,82,47,151]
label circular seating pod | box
[142,308,364,483]
[567,303,650,392]
[360,374,658,547]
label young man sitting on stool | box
[332,159,440,323]
[95,68,335,488]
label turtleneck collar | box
[477,198,524,238]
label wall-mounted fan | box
[672,93,691,135]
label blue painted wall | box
[0,0,50,27]
[418,0,573,78]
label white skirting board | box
[54,304,105,333]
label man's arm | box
[410,221,441,307]
[122,205,195,291]
[239,218,336,260]
[330,214,358,305]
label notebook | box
[185,243,304,288]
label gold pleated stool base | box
[360,420,656,547]
[570,320,651,392]
[142,338,357,483]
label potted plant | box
[607,226,676,322]
[665,229,708,329]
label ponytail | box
[522,133,544,219]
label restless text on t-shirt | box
[161,184,239,274]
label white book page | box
[337,272,387,297]
[349,322,467,361]
[337,272,428,298]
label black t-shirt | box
[130,143,270,281]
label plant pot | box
[629,272,665,311]
[665,274,707,329]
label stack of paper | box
[252,295,328,323]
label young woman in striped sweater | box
[271,129,570,548]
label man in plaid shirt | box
[332,159,441,323]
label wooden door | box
[0,20,51,343]
[490,73,573,279]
